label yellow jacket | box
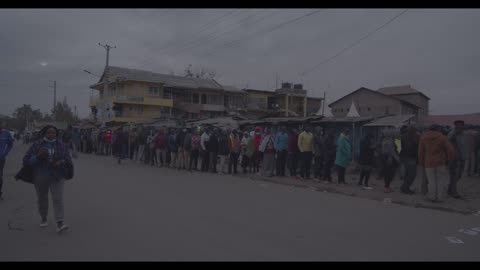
[298,131,314,152]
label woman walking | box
[22,125,72,233]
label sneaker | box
[56,222,69,233]
[40,220,48,228]
[363,186,373,190]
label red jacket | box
[288,133,299,153]
[154,133,167,150]
[104,133,112,144]
[253,135,262,151]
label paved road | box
[1,144,479,261]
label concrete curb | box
[248,175,476,216]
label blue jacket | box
[0,130,14,160]
[274,132,289,151]
[335,134,352,168]
[23,139,71,180]
[168,134,177,152]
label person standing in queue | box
[228,129,241,175]
[183,128,192,172]
[298,125,314,180]
[168,129,177,169]
[288,128,300,178]
[189,128,201,171]
[335,129,352,185]
[208,128,219,173]
[274,126,289,177]
[200,127,210,172]
[313,126,325,181]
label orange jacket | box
[418,131,455,168]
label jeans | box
[170,151,177,168]
[176,147,185,169]
[323,158,334,181]
[190,149,199,170]
[300,152,313,178]
[383,161,397,188]
[118,144,128,163]
[425,166,449,202]
[229,152,240,174]
[262,152,275,177]
[449,159,465,196]
[401,158,417,192]
[219,154,228,173]
[288,152,299,177]
[314,156,324,179]
[336,165,346,184]
[184,149,191,170]
[359,165,372,186]
[201,150,209,172]
[0,158,5,194]
[155,149,166,166]
[251,151,261,173]
[34,174,65,222]
[241,154,249,173]
[276,150,287,176]
[136,144,145,161]
[209,152,218,172]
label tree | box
[12,104,44,131]
[51,101,78,123]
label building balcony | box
[173,101,225,113]
[90,95,173,108]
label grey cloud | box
[0,8,479,118]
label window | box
[163,88,172,99]
[149,86,161,96]
[193,93,199,104]
[201,94,207,104]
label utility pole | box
[275,72,278,89]
[98,42,116,121]
[49,80,57,120]
[322,91,326,116]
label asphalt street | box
[1,144,479,261]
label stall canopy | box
[363,115,415,128]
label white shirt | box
[200,132,210,151]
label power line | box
[155,9,243,53]
[169,9,279,57]
[299,9,409,76]
[201,9,326,57]
[135,9,248,68]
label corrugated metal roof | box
[107,66,223,90]
[363,115,415,128]
[378,85,430,100]
[313,116,373,123]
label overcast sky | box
[0,8,479,118]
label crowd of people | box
[0,119,476,233]
[65,119,474,203]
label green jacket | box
[335,134,352,168]
[246,138,255,157]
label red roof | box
[418,114,480,126]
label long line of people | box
[73,120,471,203]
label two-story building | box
[377,85,430,115]
[90,66,241,123]
[244,83,324,119]
[329,87,420,118]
